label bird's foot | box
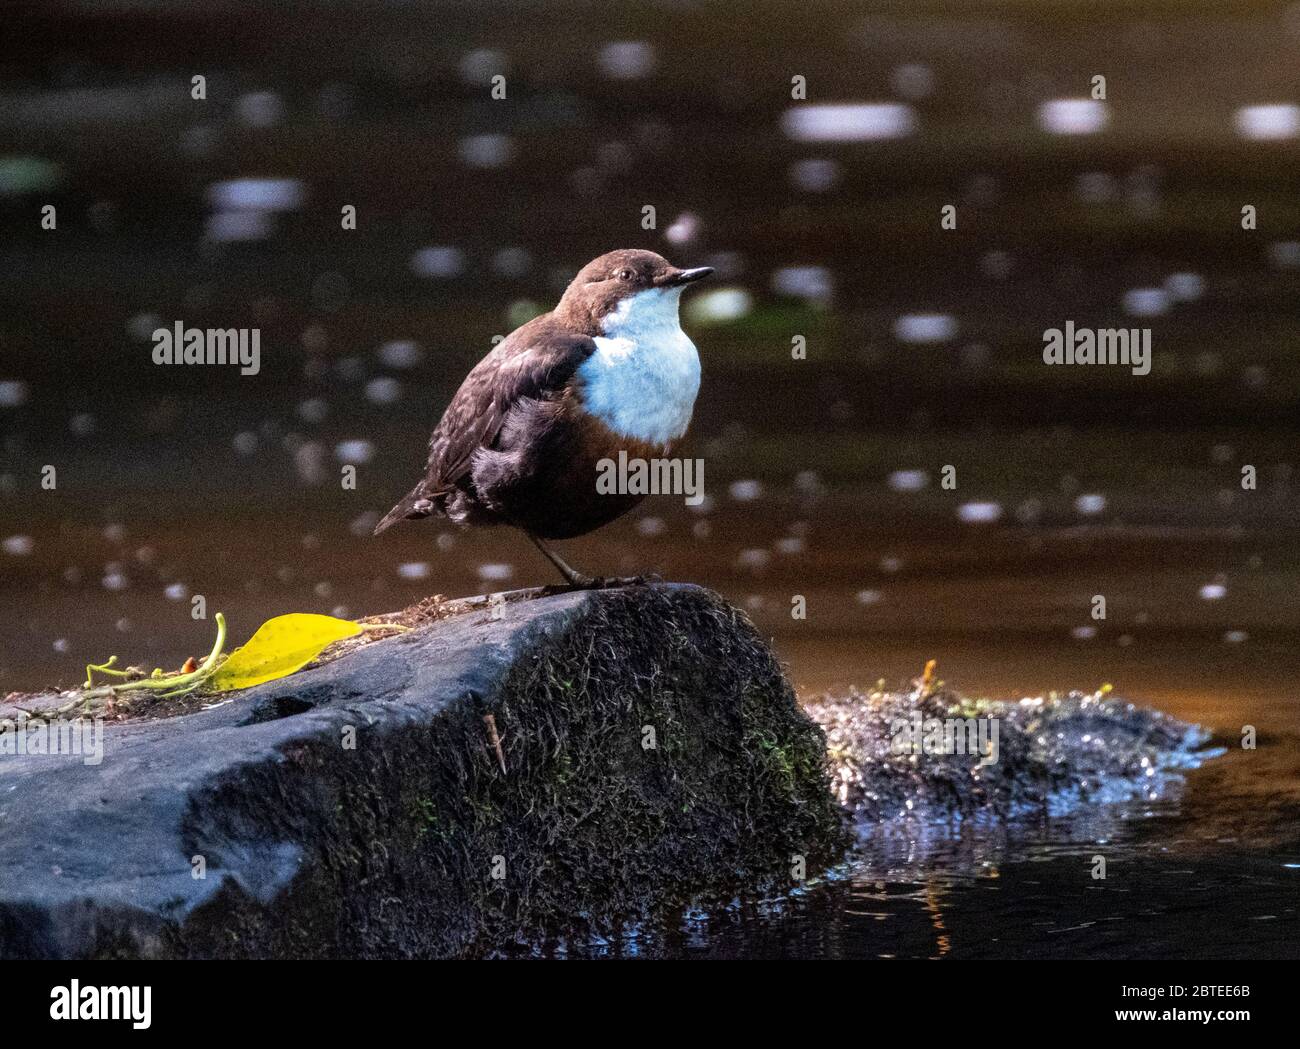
[596,573,660,589]
[527,534,661,591]
[539,573,660,594]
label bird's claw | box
[540,573,659,594]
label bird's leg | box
[526,535,659,591]
[527,534,598,588]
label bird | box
[374,248,713,587]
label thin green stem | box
[109,613,228,695]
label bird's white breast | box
[577,287,700,446]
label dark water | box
[2,2,1299,958]
[542,742,1300,960]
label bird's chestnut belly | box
[473,401,672,540]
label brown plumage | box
[374,249,712,585]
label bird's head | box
[557,249,712,333]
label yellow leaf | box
[209,613,363,692]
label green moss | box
[169,585,844,959]
[419,586,845,946]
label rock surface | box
[809,685,1218,826]
[0,584,842,959]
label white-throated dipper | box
[374,248,713,586]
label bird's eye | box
[617,268,633,281]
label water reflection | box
[541,759,1298,959]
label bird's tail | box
[372,484,437,535]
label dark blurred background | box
[2,1,1298,736]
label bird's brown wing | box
[424,325,597,493]
[373,322,596,536]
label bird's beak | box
[659,266,714,288]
